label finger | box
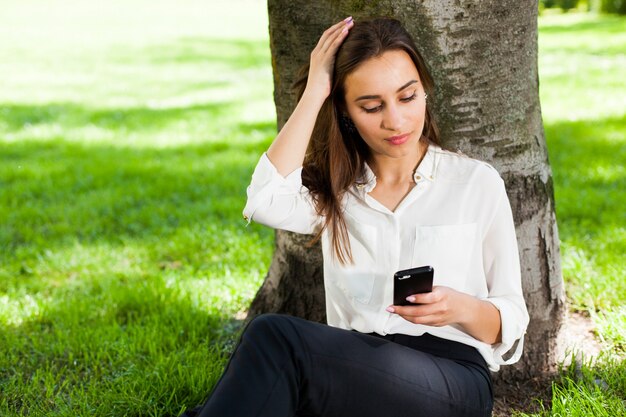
[314,18,349,51]
[405,292,435,304]
[392,304,443,321]
[321,20,353,54]
[319,17,353,53]
[387,304,434,317]
[401,313,443,326]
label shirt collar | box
[355,162,377,193]
[414,142,440,182]
[354,142,441,193]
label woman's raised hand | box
[265,17,353,175]
[304,16,354,101]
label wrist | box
[301,85,330,106]
[454,292,478,326]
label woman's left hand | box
[386,286,503,344]
[386,286,468,327]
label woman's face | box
[343,49,426,162]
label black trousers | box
[198,313,493,417]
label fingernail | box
[406,296,415,303]
[386,306,394,313]
[344,16,353,23]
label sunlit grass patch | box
[593,307,626,354]
[513,353,626,417]
[538,14,626,122]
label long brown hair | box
[294,17,441,264]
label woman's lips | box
[386,133,410,145]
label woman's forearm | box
[389,287,503,345]
[456,293,502,345]
[266,18,353,176]
[266,90,327,177]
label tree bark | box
[249,0,565,382]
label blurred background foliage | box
[540,0,626,14]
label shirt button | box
[415,175,422,181]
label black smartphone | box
[393,266,434,306]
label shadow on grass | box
[0,130,277,282]
[539,14,626,35]
[0,101,237,133]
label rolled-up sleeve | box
[243,153,319,235]
[481,181,530,365]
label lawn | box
[0,2,624,416]
[538,12,626,351]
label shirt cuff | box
[485,296,528,365]
[242,153,304,225]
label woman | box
[195,16,529,417]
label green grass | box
[538,13,626,322]
[509,11,626,417]
[549,355,626,417]
[0,2,624,416]
[515,353,626,417]
[0,1,275,415]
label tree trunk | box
[249,0,565,382]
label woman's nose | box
[381,104,402,131]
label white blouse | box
[243,143,529,371]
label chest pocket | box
[412,223,477,289]
[333,220,378,305]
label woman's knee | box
[244,313,293,339]
[243,313,314,350]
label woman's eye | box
[400,92,417,102]
[361,92,417,113]
[363,105,382,113]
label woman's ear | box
[339,113,357,135]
